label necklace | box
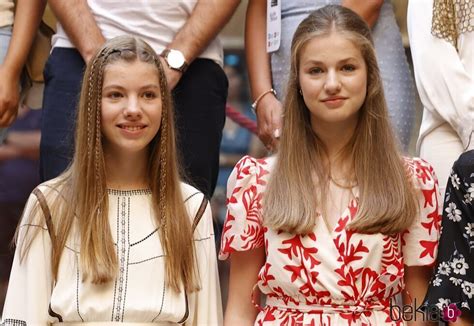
[319,178,358,233]
[329,175,358,189]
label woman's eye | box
[143,91,157,100]
[342,65,356,72]
[107,91,123,99]
[309,67,324,74]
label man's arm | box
[48,0,105,63]
[0,0,47,126]
[163,0,241,89]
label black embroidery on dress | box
[1,319,26,326]
[113,196,132,321]
[107,189,151,196]
[111,196,120,321]
[121,197,132,321]
[184,191,200,203]
[129,254,165,265]
[130,228,159,247]
[194,236,213,242]
[76,254,84,321]
[152,278,167,321]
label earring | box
[299,89,303,95]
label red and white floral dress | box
[219,156,441,325]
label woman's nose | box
[123,96,142,118]
[324,71,342,93]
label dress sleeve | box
[218,155,268,260]
[423,150,474,312]
[402,158,442,266]
[187,194,223,326]
[1,192,53,325]
[407,0,474,149]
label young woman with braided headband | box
[1,35,221,324]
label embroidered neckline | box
[107,188,152,196]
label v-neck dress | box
[219,156,441,325]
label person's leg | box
[40,48,85,181]
[173,59,228,198]
[419,123,464,198]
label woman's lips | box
[321,97,347,108]
[117,124,147,136]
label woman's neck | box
[104,150,149,190]
[312,119,358,179]
[316,124,355,160]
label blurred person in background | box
[0,0,47,311]
[408,0,474,198]
[0,0,46,141]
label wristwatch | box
[161,49,189,73]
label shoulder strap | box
[32,188,57,245]
[191,195,208,232]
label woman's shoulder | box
[180,182,205,203]
[402,156,438,189]
[452,150,474,171]
[34,176,67,199]
[234,155,276,175]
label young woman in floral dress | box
[423,150,474,325]
[220,5,440,325]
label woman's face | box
[101,59,163,157]
[298,32,367,133]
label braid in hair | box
[155,56,169,242]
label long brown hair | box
[263,5,417,235]
[19,36,198,292]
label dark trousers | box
[40,48,227,198]
[0,203,23,280]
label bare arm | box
[163,0,241,89]
[224,247,265,325]
[245,0,282,151]
[341,0,384,27]
[48,0,105,63]
[403,266,436,326]
[0,0,47,126]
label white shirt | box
[52,0,223,66]
[408,0,474,152]
[0,0,13,28]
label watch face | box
[167,50,185,69]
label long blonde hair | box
[263,5,417,235]
[19,36,198,292]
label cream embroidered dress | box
[220,156,441,325]
[2,179,222,325]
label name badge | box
[266,0,281,53]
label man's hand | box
[0,66,20,127]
